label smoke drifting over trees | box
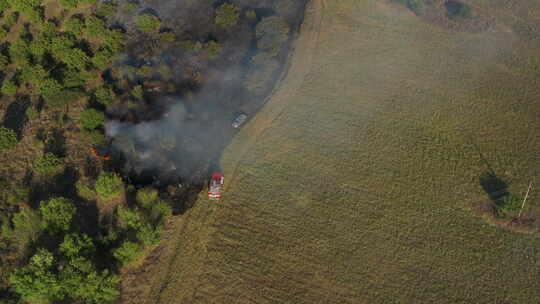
[104,0,307,186]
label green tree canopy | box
[1,79,17,96]
[0,126,18,151]
[113,241,142,265]
[34,152,63,174]
[95,172,123,201]
[60,233,95,258]
[94,86,115,106]
[61,48,89,70]
[85,16,107,37]
[39,197,76,232]
[215,3,240,29]
[60,0,79,9]
[80,108,106,130]
[135,14,161,33]
[9,249,64,303]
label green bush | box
[94,86,115,106]
[136,65,152,78]
[39,197,76,232]
[60,0,79,9]
[1,79,17,96]
[61,48,89,70]
[91,52,112,69]
[113,241,143,265]
[26,7,44,26]
[497,193,522,217]
[136,187,158,208]
[72,270,119,304]
[80,109,106,130]
[63,68,87,88]
[0,27,7,40]
[10,246,120,304]
[9,248,63,304]
[149,200,172,225]
[245,10,257,19]
[102,29,125,52]
[64,17,83,36]
[117,207,142,230]
[158,64,172,80]
[60,233,94,258]
[85,129,106,145]
[34,153,63,174]
[215,3,239,29]
[0,54,8,69]
[132,85,143,100]
[39,78,63,99]
[177,40,198,52]
[96,2,117,18]
[120,2,138,15]
[19,64,48,88]
[159,31,176,45]
[29,38,48,60]
[0,127,18,151]
[9,39,31,66]
[9,207,42,243]
[26,107,39,120]
[45,89,85,108]
[4,11,18,28]
[0,0,10,11]
[76,180,96,200]
[85,16,107,37]
[136,224,161,247]
[206,41,222,59]
[95,172,123,200]
[135,14,161,33]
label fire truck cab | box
[208,172,224,200]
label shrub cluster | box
[135,14,161,33]
[34,153,63,175]
[112,187,172,266]
[7,197,119,304]
[215,3,240,29]
[80,109,106,130]
[95,172,124,201]
[0,127,18,151]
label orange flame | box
[91,147,111,161]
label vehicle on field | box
[232,113,248,128]
[208,172,224,200]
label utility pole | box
[518,182,533,218]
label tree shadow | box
[44,128,67,157]
[479,171,509,203]
[2,97,30,139]
[28,165,101,236]
[84,155,100,180]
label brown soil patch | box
[472,200,540,234]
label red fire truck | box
[208,172,224,200]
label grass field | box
[123,0,540,303]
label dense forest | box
[0,0,304,303]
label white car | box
[232,113,248,128]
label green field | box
[125,0,540,303]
